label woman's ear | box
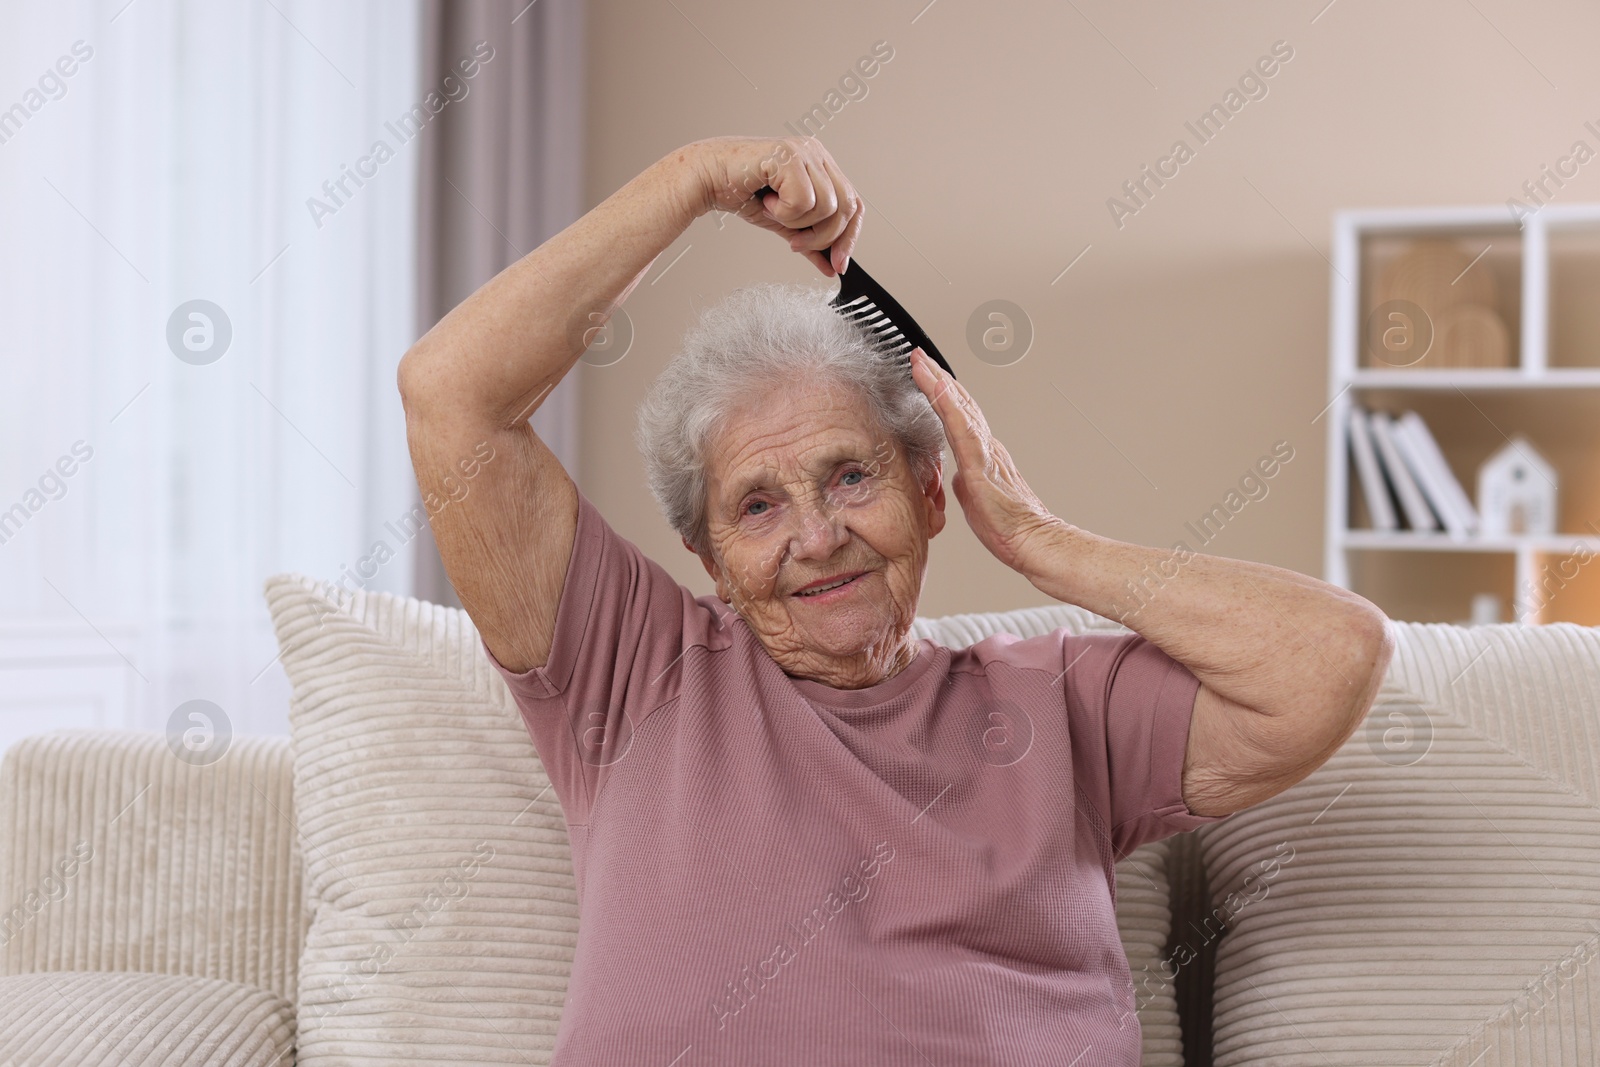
[922,456,947,539]
[689,539,732,603]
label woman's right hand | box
[685,135,864,277]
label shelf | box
[1326,204,1600,624]
[1347,368,1600,389]
[1548,222,1600,372]
[1336,206,1543,232]
[1341,531,1600,553]
[1346,551,1518,624]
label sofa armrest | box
[0,730,306,1005]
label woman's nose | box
[788,498,848,562]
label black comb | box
[829,257,957,379]
[752,186,955,379]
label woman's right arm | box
[396,136,863,673]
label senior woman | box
[397,135,1394,1066]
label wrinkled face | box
[694,381,945,689]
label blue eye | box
[841,470,864,486]
[746,500,769,516]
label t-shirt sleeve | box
[1059,630,1228,859]
[479,488,727,825]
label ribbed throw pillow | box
[0,971,295,1066]
[264,575,578,1065]
[1113,838,1186,1067]
[0,731,304,1005]
[1198,621,1600,1066]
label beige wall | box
[575,0,1600,622]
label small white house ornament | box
[1476,435,1557,536]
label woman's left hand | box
[909,347,1067,574]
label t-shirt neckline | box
[785,638,943,710]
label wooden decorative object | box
[1434,302,1511,368]
[1371,238,1511,369]
[1376,239,1495,310]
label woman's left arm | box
[908,348,1395,819]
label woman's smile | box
[791,570,868,601]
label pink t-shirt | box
[485,489,1224,1065]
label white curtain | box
[0,0,421,749]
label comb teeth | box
[845,309,901,339]
[836,295,912,344]
[825,256,956,378]
[842,299,912,360]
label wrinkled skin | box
[691,381,947,690]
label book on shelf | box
[1346,405,1397,531]
[1365,410,1441,531]
[1396,410,1480,534]
[1389,415,1468,536]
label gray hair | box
[635,282,947,556]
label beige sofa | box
[0,575,1595,1066]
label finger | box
[803,247,835,276]
[785,156,849,252]
[739,205,790,236]
[818,156,862,272]
[917,348,989,435]
[767,155,818,228]
[831,194,864,275]
[791,158,839,231]
[913,348,974,425]
[751,213,837,275]
[947,377,990,438]
[911,349,984,470]
[935,366,997,476]
[910,347,954,407]
[795,196,854,257]
[738,203,821,247]
[818,153,853,224]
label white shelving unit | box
[1323,203,1600,624]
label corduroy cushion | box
[1113,838,1186,1066]
[265,575,578,1065]
[0,731,305,1005]
[264,578,1196,1065]
[1198,621,1600,1066]
[0,970,294,1066]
